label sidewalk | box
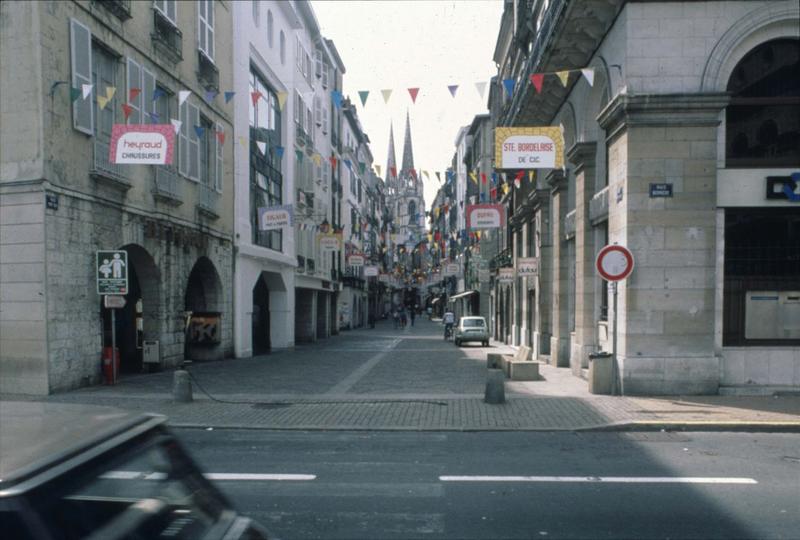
[3,319,798,432]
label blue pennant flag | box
[224,91,235,103]
[194,125,205,138]
[491,172,497,185]
[446,170,454,183]
[204,89,218,102]
[147,111,160,123]
[331,89,343,109]
[152,88,166,101]
[480,192,486,202]
[503,78,515,98]
[275,146,285,158]
[344,159,352,170]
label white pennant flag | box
[170,119,182,134]
[82,84,93,100]
[179,90,191,106]
[581,68,595,87]
[256,141,266,154]
[475,81,487,98]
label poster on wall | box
[348,254,365,267]
[109,124,175,165]
[466,204,506,230]
[364,266,379,277]
[494,126,564,169]
[517,257,540,277]
[497,268,515,282]
[319,233,342,252]
[258,205,293,230]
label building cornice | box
[566,142,597,175]
[546,169,566,194]
[597,93,730,141]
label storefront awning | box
[449,290,478,302]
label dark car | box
[0,401,270,540]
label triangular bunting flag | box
[344,159,351,170]
[389,166,397,178]
[179,90,191,106]
[530,73,545,93]
[215,130,225,145]
[381,89,392,104]
[147,111,160,123]
[375,165,381,176]
[556,71,570,87]
[257,141,267,154]
[129,88,141,102]
[105,87,116,101]
[152,87,166,101]
[475,81,487,98]
[359,162,366,174]
[205,89,218,102]
[491,172,497,184]
[331,89,343,109]
[423,170,429,180]
[529,170,535,184]
[407,88,420,103]
[448,85,459,97]
[171,119,182,134]
[194,125,205,138]
[277,92,288,110]
[481,172,487,184]
[97,95,110,110]
[581,68,595,87]
[275,146,285,158]
[358,90,369,107]
[251,91,263,107]
[329,156,337,168]
[296,150,303,162]
[514,170,524,188]
[435,171,441,182]
[312,153,322,166]
[224,91,235,103]
[122,103,133,120]
[82,84,93,100]
[469,172,478,184]
[70,87,82,102]
[502,79,515,98]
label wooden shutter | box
[178,100,189,176]
[188,103,200,180]
[70,18,93,135]
[126,58,141,124]
[143,67,155,123]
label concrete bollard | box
[486,353,503,370]
[173,369,193,402]
[484,368,505,404]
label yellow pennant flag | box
[528,170,535,183]
[277,92,288,110]
[476,231,481,239]
[556,71,570,87]
[312,153,322,166]
[434,207,440,218]
[381,89,392,104]
[422,170,430,180]
[97,95,110,110]
[469,171,478,184]
[375,165,382,176]
[502,183,510,195]
[105,86,116,100]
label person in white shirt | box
[443,309,455,339]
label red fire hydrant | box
[102,347,120,385]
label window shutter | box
[322,106,328,134]
[70,18,93,135]
[178,100,189,176]
[215,122,223,192]
[315,49,322,78]
[198,0,214,60]
[189,103,200,181]
[126,58,142,124]
[142,67,155,123]
[314,96,321,127]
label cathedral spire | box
[401,110,414,175]
[386,123,397,183]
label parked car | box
[0,401,271,540]
[454,316,489,347]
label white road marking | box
[439,475,758,484]
[102,471,315,481]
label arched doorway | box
[184,257,223,361]
[252,276,270,355]
[101,244,161,375]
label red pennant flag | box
[251,91,263,107]
[490,187,498,200]
[215,130,225,145]
[129,88,141,102]
[530,73,545,93]
[410,168,417,180]
[329,156,337,168]
[514,170,525,188]
[122,103,133,120]
[408,88,420,103]
[390,166,397,178]
[481,172,487,184]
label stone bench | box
[486,345,540,381]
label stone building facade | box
[491,0,799,394]
[1,0,234,394]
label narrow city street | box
[173,428,800,539]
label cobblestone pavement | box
[4,318,799,431]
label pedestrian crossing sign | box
[96,250,128,295]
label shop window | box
[725,39,800,168]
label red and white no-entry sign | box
[596,245,634,282]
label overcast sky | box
[311,0,502,211]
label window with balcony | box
[152,2,182,62]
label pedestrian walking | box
[400,309,407,328]
[410,309,416,326]
[392,309,399,329]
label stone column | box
[567,142,598,375]
[597,93,728,395]
[548,171,569,367]
[534,198,552,358]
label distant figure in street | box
[443,309,455,339]
[400,309,407,328]
[393,309,399,328]
[410,308,416,326]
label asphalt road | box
[173,428,800,540]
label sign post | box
[595,245,634,395]
[97,250,128,384]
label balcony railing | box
[197,183,220,219]
[152,9,182,62]
[90,138,130,190]
[96,0,132,21]
[152,166,182,205]
[589,186,609,224]
[564,209,576,240]
[306,258,315,273]
[296,255,305,273]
